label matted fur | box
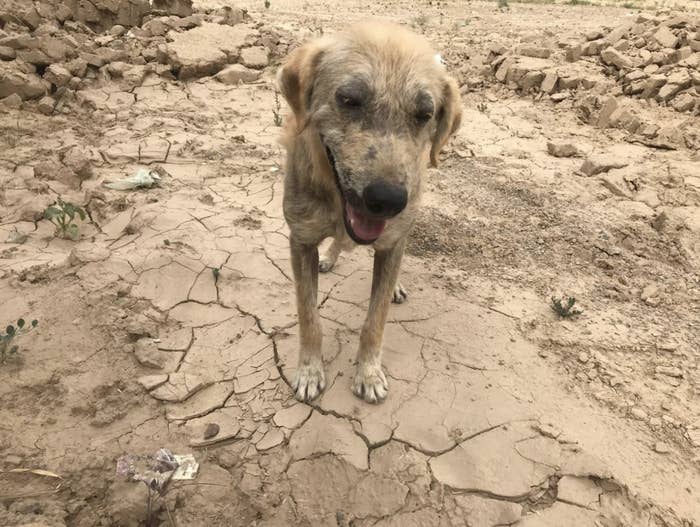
[277,21,462,403]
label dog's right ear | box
[276,41,324,129]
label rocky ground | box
[1,0,699,526]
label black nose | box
[362,180,408,217]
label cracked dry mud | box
[1,0,700,526]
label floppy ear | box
[430,77,462,167]
[276,40,324,129]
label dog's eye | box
[336,93,363,109]
[415,110,433,124]
[414,91,434,126]
[335,80,369,111]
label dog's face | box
[278,22,462,245]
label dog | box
[277,21,462,403]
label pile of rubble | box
[484,11,700,150]
[0,0,290,114]
[576,12,700,113]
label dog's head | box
[277,22,462,245]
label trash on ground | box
[116,448,198,494]
[104,168,161,191]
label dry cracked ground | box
[1,0,700,526]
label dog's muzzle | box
[322,140,406,245]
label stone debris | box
[0,0,289,113]
[581,154,629,176]
[547,141,581,158]
[485,12,699,150]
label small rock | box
[37,95,55,115]
[565,44,582,62]
[601,47,633,69]
[0,45,16,60]
[5,454,23,466]
[0,92,22,108]
[550,92,569,102]
[578,352,589,363]
[540,72,558,94]
[671,92,696,112]
[580,154,628,176]
[137,374,169,391]
[640,284,659,304]
[630,407,647,420]
[134,338,167,369]
[586,30,604,41]
[110,24,127,36]
[547,141,580,158]
[597,97,619,128]
[655,365,683,378]
[239,46,269,69]
[654,26,678,49]
[204,423,220,439]
[518,45,551,59]
[653,442,671,454]
[44,64,72,87]
[0,65,48,100]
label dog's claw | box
[392,282,408,304]
[319,259,334,273]
[292,363,326,402]
[352,363,388,404]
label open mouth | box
[323,142,387,245]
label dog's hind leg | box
[352,239,406,403]
[319,237,343,273]
[319,231,354,273]
[290,238,325,401]
[392,282,408,304]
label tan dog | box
[277,21,462,403]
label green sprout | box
[1,318,38,363]
[44,198,86,240]
[550,296,583,318]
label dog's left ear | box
[276,40,325,129]
[430,77,462,168]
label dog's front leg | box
[290,238,325,401]
[353,239,406,403]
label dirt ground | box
[1,0,699,525]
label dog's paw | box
[392,282,408,304]
[352,362,388,403]
[318,258,335,273]
[292,363,326,402]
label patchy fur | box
[277,21,461,403]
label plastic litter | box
[116,448,198,495]
[103,168,161,191]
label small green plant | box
[498,0,509,9]
[272,89,283,127]
[567,0,591,5]
[477,102,488,113]
[264,0,270,7]
[1,318,38,363]
[211,265,221,281]
[550,296,583,318]
[44,198,86,240]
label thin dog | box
[277,21,462,403]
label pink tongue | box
[346,203,386,242]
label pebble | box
[653,441,671,454]
[204,423,220,439]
